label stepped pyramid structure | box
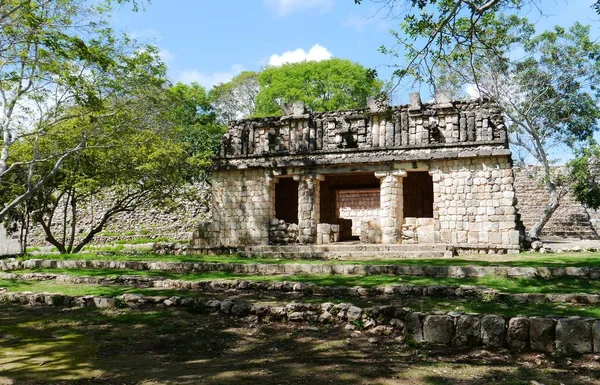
[192,93,522,255]
[513,168,599,239]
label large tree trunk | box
[527,187,560,239]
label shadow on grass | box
[0,305,599,384]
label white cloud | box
[176,64,245,89]
[264,0,333,16]
[158,49,176,65]
[268,44,332,67]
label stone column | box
[294,174,323,244]
[375,170,406,244]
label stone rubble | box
[2,288,599,355]
[2,270,600,306]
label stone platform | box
[189,242,520,259]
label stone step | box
[243,244,449,253]
[245,250,447,260]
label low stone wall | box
[316,223,340,244]
[26,183,210,246]
[1,289,599,355]
[4,258,600,279]
[269,220,299,245]
[151,242,190,255]
[3,272,599,306]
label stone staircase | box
[514,168,599,239]
[234,243,450,259]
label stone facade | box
[193,94,521,253]
[513,167,599,239]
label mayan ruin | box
[192,93,523,255]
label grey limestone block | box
[507,317,529,351]
[556,318,592,354]
[453,315,481,348]
[423,315,455,345]
[529,317,555,353]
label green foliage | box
[569,145,600,210]
[0,0,169,223]
[254,58,383,116]
[508,23,600,149]
[209,71,259,123]
[167,82,226,176]
[429,18,600,236]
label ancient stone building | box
[192,93,522,254]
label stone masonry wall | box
[431,157,520,249]
[336,189,380,236]
[218,98,506,163]
[513,167,598,239]
[0,225,20,256]
[21,184,210,247]
[210,169,272,247]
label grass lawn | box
[11,267,600,295]
[13,251,600,267]
[0,305,597,385]
[2,278,600,318]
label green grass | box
[11,267,600,295]
[0,278,598,318]
[113,237,170,244]
[14,251,600,267]
[0,279,203,298]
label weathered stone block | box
[507,317,529,351]
[593,321,600,353]
[481,315,505,347]
[556,318,592,354]
[404,313,423,344]
[529,317,555,353]
[453,315,481,347]
[423,315,454,345]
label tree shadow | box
[0,305,598,385]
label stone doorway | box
[403,171,434,218]
[274,177,299,224]
[319,172,381,241]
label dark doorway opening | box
[275,177,299,224]
[403,171,434,218]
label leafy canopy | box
[254,58,383,116]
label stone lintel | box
[374,170,407,179]
[293,174,325,182]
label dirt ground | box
[0,305,598,385]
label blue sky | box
[111,0,600,103]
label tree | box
[254,58,383,116]
[570,145,600,212]
[1,79,227,254]
[0,0,148,223]
[436,21,600,238]
[7,87,189,254]
[209,71,259,123]
[168,82,226,178]
[354,0,600,90]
